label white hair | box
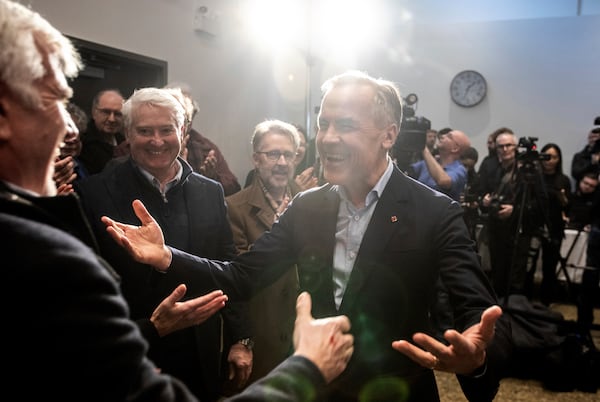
[122,87,186,135]
[0,0,81,108]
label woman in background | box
[527,143,571,305]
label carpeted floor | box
[436,303,600,402]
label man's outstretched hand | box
[392,305,502,375]
[293,292,354,383]
[151,285,227,337]
[101,199,172,270]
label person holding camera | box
[571,128,600,187]
[480,132,546,299]
[409,129,471,201]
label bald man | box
[410,129,471,201]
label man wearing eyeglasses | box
[79,89,130,174]
[224,120,302,390]
[479,131,533,299]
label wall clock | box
[450,70,487,107]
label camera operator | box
[480,132,549,299]
[409,129,471,201]
[571,128,600,187]
[478,128,514,198]
[525,143,571,305]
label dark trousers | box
[487,219,531,298]
[578,226,600,326]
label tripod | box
[502,162,600,333]
[501,161,552,310]
[554,227,585,301]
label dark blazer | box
[76,157,249,401]
[0,185,196,401]
[0,184,331,402]
[169,167,512,402]
[79,121,129,175]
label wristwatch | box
[237,337,254,351]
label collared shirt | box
[332,159,394,308]
[136,160,183,200]
[410,158,467,201]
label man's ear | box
[382,123,398,151]
[252,152,261,168]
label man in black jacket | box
[571,128,600,187]
[79,89,130,174]
[105,70,512,402]
[0,1,353,400]
[76,87,251,400]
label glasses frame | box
[255,150,298,162]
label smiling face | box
[127,103,182,182]
[316,83,396,201]
[0,46,76,195]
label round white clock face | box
[450,70,487,107]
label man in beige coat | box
[225,120,303,386]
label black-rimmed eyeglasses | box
[256,150,297,162]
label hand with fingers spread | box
[101,199,172,270]
[293,292,354,383]
[392,305,502,375]
[151,284,228,337]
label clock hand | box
[464,82,475,97]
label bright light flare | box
[241,0,386,59]
[313,0,385,58]
[241,0,306,51]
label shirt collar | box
[135,159,183,191]
[336,157,394,207]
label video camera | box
[392,93,431,171]
[516,136,549,183]
[517,136,550,163]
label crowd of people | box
[1,0,598,400]
[401,124,598,320]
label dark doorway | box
[67,36,168,115]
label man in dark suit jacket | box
[105,70,512,402]
[0,1,353,400]
[76,87,253,400]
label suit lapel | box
[247,183,276,230]
[296,186,340,316]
